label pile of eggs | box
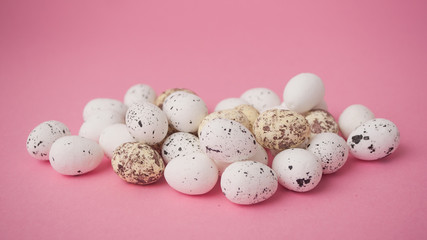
[26,73,400,205]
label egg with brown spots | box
[234,104,259,129]
[198,109,252,136]
[111,142,165,185]
[304,109,339,138]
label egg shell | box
[125,102,168,145]
[161,132,202,164]
[313,99,328,111]
[214,98,249,112]
[49,135,104,175]
[163,91,208,133]
[124,84,157,107]
[283,73,325,113]
[272,148,322,192]
[155,88,197,109]
[240,88,281,112]
[199,119,257,163]
[307,133,349,174]
[83,98,127,121]
[99,123,137,159]
[79,111,125,142]
[234,104,259,127]
[198,109,252,136]
[111,142,165,185]
[339,104,375,139]
[304,109,339,138]
[260,103,290,113]
[26,120,71,160]
[253,109,311,151]
[221,161,278,205]
[164,153,218,195]
[347,118,400,161]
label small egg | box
[111,142,165,185]
[198,109,252,136]
[283,73,325,113]
[49,136,104,175]
[155,88,197,109]
[79,111,125,142]
[221,161,278,205]
[83,98,127,121]
[26,120,71,160]
[307,133,349,174]
[125,102,168,145]
[99,123,137,159]
[234,104,259,127]
[164,153,218,195]
[347,118,400,161]
[240,88,281,112]
[272,148,322,192]
[339,104,375,139]
[260,104,289,113]
[161,132,202,164]
[163,91,208,133]
[214,98,249,112]
[253,109,311,151]
[124,84,157,107]
[304,109,339,138]
[199,119,257,163]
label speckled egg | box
[79,111,125,142]
[161,132,202,164]
[125,102,168,145]
[304,109,339,138]
[272,148,322,192]
[198,109,252,136]
[155,88,197,109]
[99,123,137,159]
[307,133,349,174]
[240,88,281,112]
[347,118,400,161]
[234,104,259,127]
[26,120,71,160]
[83,98,127,121]
[124,84,157,107]
[221,161,278,205]
[49,135,104,175]
[163,91,208,133]
[339,104,375,139]
[214,98,249,112]
[164,153,218,195]
[111,142,165,185]
[253,109,311,151]
[283,73,325,113]
[199,119,257,163]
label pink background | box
[1,0,426,239]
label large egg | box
[161,132,202,164]
[283,73,325,113]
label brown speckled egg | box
[155,88,196,109]
[253,109,310,151]
[304,109,338,137]
[234,104,259,129]
[198,109,252,136]
[111,142,165,185]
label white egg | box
[78,111,125,142]
[313,98,328,111]
[199,119,257,163]
[125,102,168,145]
[347,118,400,161]
[339,104,375,139]
[272,148,322,192]
[283,73,325,113]
[26,120,71,160]
[124,84,157,107]
[164,153,218,195]
[221,161,278,205]
[240,88,281,112]
[163,91,208,133]
[82,98,127,121]
[99,123,136,159]
[49,135,104,175]
[260,103,289,114]
[161,132,202,164]
[214,98,249,112]
[307,133,349,174]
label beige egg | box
[234,104,259,128]
[253,109,310,151]
[304,109,339,137]
[155,88,197,109]
[198,109,252,136]
[111,142,165,185]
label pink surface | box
[1,0,426,239]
